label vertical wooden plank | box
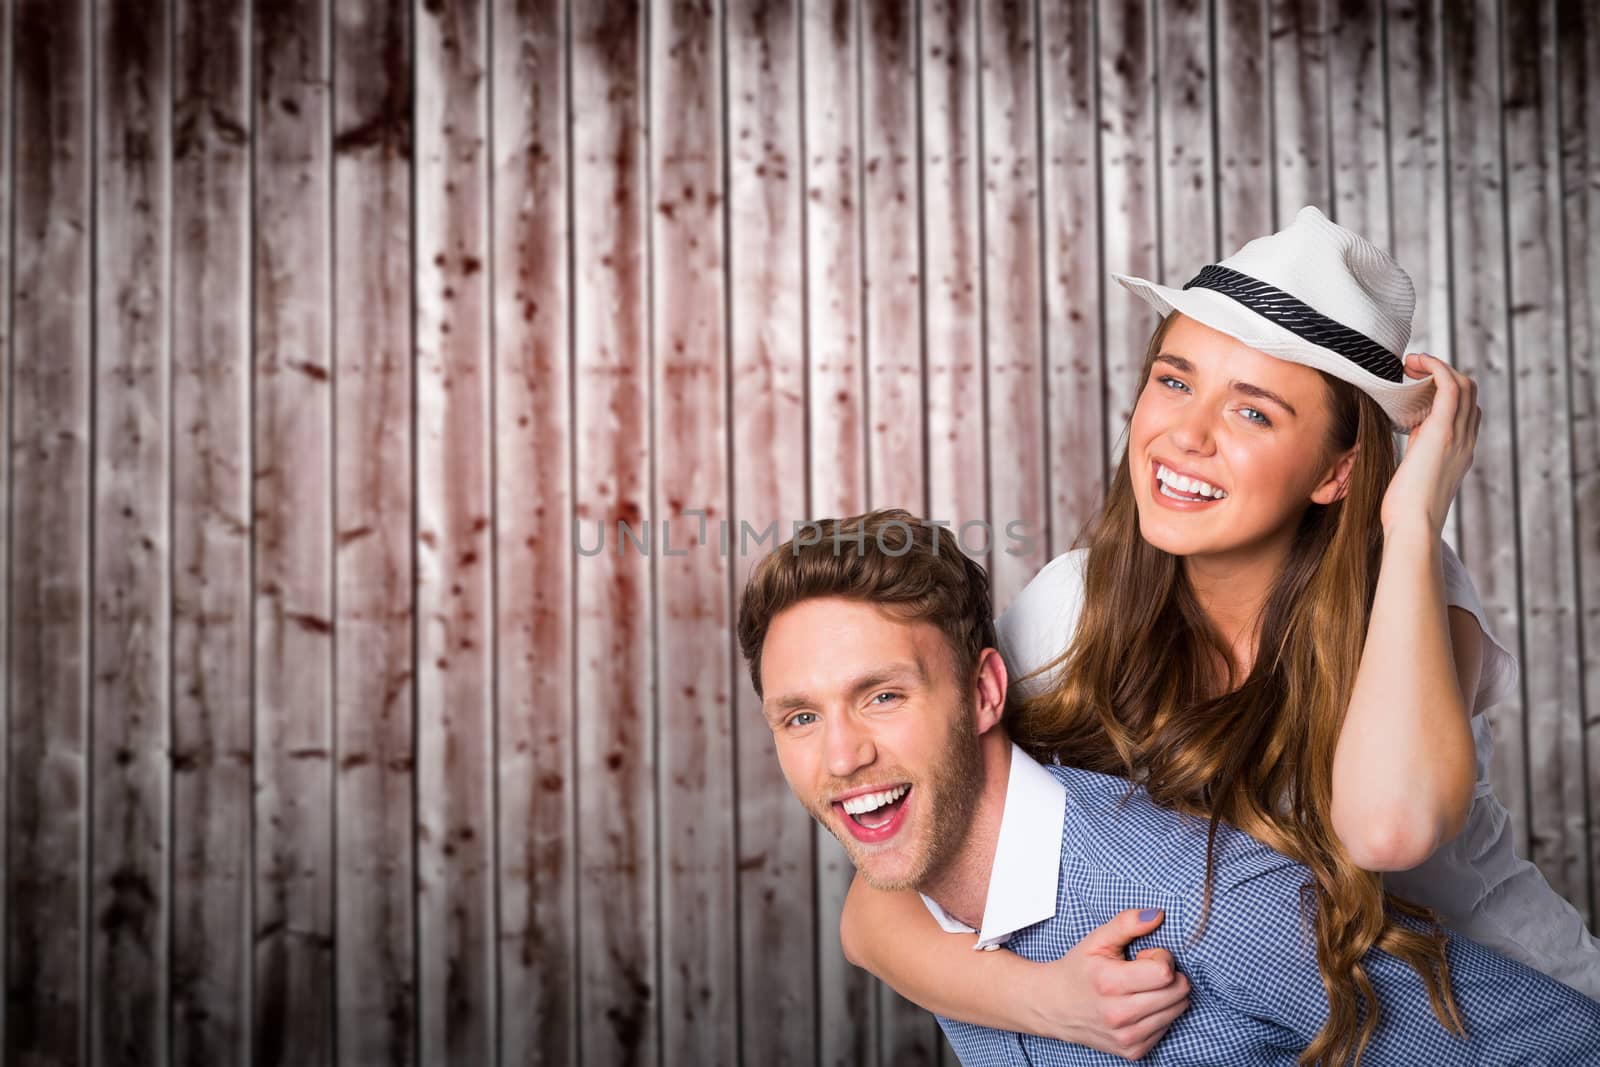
[1098,0,1160,481]
[1386,0,1451,355]
[923,0,987,553]
[572,1,657,1063]
[1443,0,1528,853]
[650,0,739,1061]
[1271,0,1331,218]
[253,0,335,1063]
[1038,0,1101,556]
[492,0,575,1063]
[800,2,872,1064]
[0,0,12,1049]
[1504,0,1589,920]
[91,0,172,1060]
[863,0,924,515]
[1557,0,1600,922]
[860,0,936,1059]
[1385,0,1457,553]
[1216,0,1273,251]
[170,0,253,1061]
[414,0,496,1063]
[1157,0,1215,274]
[6,0,91,1063]
[979,0,1046,611]
[803,0,867,526]
[332,1,417,1064]
[726,1,816,1062]
[1326,0,1388,242]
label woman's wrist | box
[1380,513,1441,552]
[1015,956,1074,1040]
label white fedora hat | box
[1112,204,1435,433]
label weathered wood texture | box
[334,2,416,1066]
[171,0,253,1062]
[492,0,574,1064]
[9,1,92,1065]
[727,2,817,1064]
[570,1,657,1064]
[92,0,172,1063]
[414,0,496,1063]
[252,1,337,1064]
[3,1,1597,1064]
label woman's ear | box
[1311,444,1359,505]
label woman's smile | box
[1149,458,1228,510]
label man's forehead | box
[760,598,950,702]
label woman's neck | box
[1182,538,1291,687]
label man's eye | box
[788,711,818,728]
[871,691,902,705]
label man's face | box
[758,597,985,890]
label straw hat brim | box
[1113,272,1436,434]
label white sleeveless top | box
[994,543,1600,998]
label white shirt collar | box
[918,741,1068,950]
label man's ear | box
[1311,444,1359,506]
[972,648,1008,735]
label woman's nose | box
[1168,401,1218,453]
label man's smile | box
[831,782,915,843]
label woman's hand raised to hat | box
[1379,353,1481,539]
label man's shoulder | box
[1040,763,1309,901]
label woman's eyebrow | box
[1153,353,1298,417]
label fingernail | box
[1138,908,1160,922]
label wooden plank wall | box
[1,1,1596,1064]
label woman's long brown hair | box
[1012,313,1464,1065]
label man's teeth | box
[841,784,910,815]
[1157,463,1226,499]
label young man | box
[736,508,1600,1065]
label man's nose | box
[823,713,875,779]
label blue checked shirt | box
[923,746,1600,1065]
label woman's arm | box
[840,871,1190,1058]
[1331,521,1481,871]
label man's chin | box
[854,863,922,893]
[834,832,925,891]
[807,801,926,889]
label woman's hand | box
[841,876,1190,1057]
[1379,353,1481,538]
[1028,908,1192,1059]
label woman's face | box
[1128,314,1354,562]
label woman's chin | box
[1136,510,1201,555]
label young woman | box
[840,207,1600,1064]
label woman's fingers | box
[1135,946,1174,966]
[1098,953,1184,996]
[1407,352,1485,448]
[1120,973,1192,1015]
[1121,996,1194,1060]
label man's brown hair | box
[736,508,998,699]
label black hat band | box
[1181,264,1405,383]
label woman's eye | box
[1158,375,1272,426]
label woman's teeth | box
[1157,464,1226,501]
